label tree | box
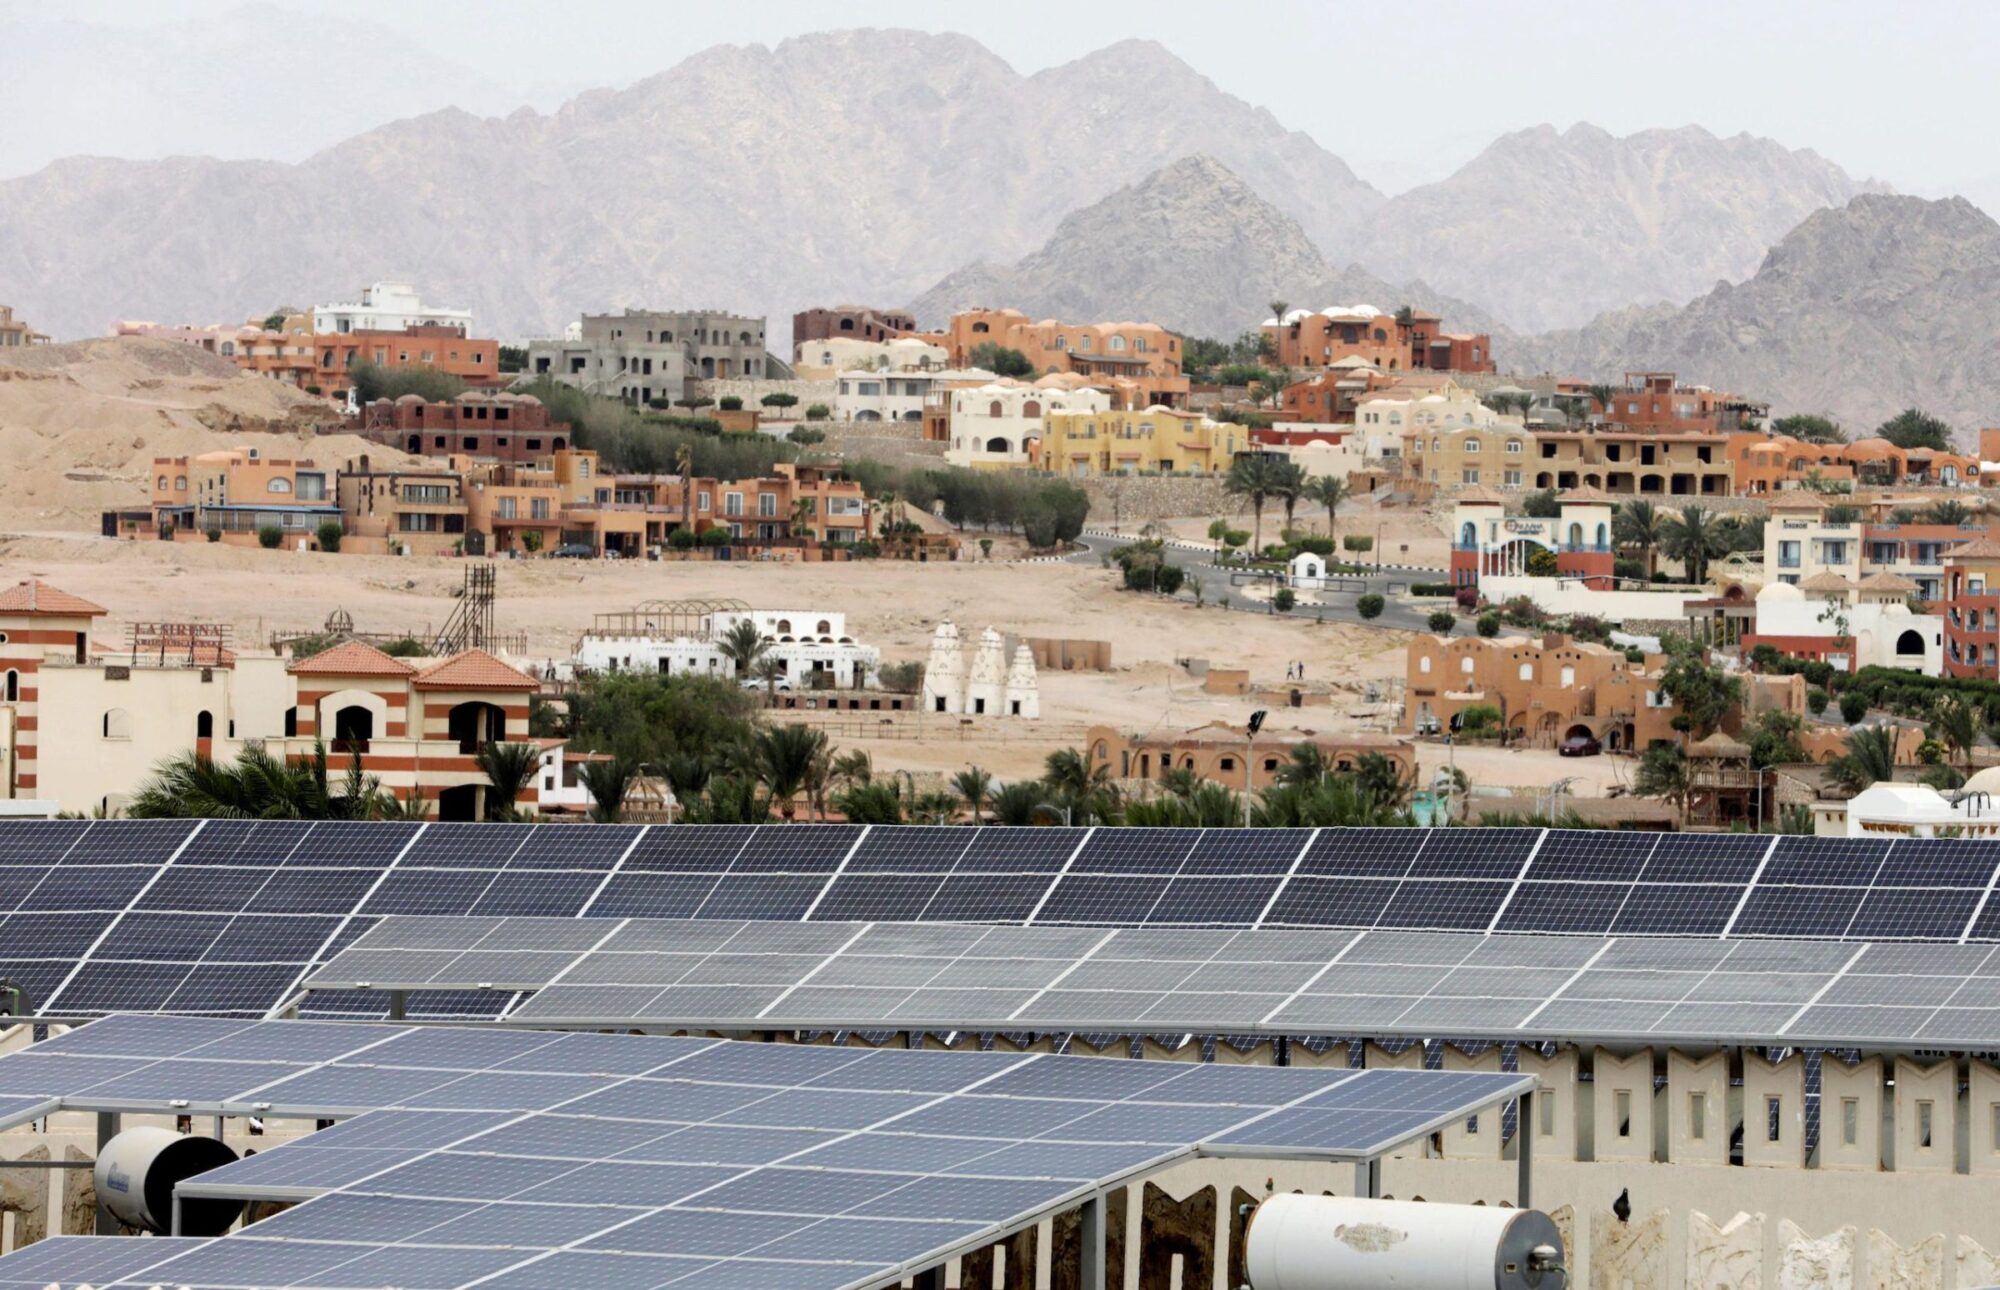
[1771,413,1845,444]
[578,756,635,823]
[717,619,770,680]
[1041,747,1119,824]
[262,312,288,331]
[1252,777,1415,828]
[1356,593,1385,619]
[1822,503,1863,524]
[967,342,1035,378]
[1746,710,1808,769]
[834,781,904,824]
[1275,744,1329,788]
[951,766,994,823]
[1633,743,1694,820]
[1934,693,1979,767]
[805,403,831,421]
[1225,455,1281,554]
[1839,690,1870,724]
[258,525,283,549]
[1655,638,1742,739]
[991,780,1048,826]
[1270,460,1307,534]
[497,344,527,373]
[1661,506,1725,585]
[753,655,787,702]
[1613,500,1665,579]
[1825,725,1898,797]
[754,723,827,822]
[761,392,799,415]
[128,742,390,820]
[315,521,342,553]
[1303,474,1350,541]
[1522,489,1562,519]
[1876,407,1953,452]
[674,396,715,413]
[1273,588,1296,612]
[348,359,464,405]
[474,742,542,821]
[1268,298,1290,325]
[1587,383,1619,420]
[1428,610,1457,633]
[1477,612,1500,637]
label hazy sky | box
[9,0,1998,206]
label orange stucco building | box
[1726,432,1978,494]
[1264,307,1495,374]
[918,309,1188,408]
[1087,722,1414,790]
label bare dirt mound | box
[0,335,355,530]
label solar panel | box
[0,1016,1529,1290]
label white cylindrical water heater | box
[94,1127,243,1235]
[1245,1194,1565,1290]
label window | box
[1504,470,1522,487]
[1505,439,1523,453]
[1917,1099,1934,1149]
[1461,656,1475,675]
[176,476,187,491]
[267,478,292,494]
[1688,1092,1707,1140]
[1841,1097,1859,1146]
[531,497,550,520]
[1463,437,1481,453]
[724,492,743,517]
[1767,1095,1783,1142]
[497,497,517,519]
[1461,468,1480,485]
[401,484,453,504]
[102,708,132,740]
[1540,1094,1555,1136]
[1518,662,1533,681]
[1419,655,1432,674]
[1560,665,1575,688]
[1614,1089,1632,1138]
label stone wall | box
[690,377,835,410]
[1080,474,1235,522]
[819,426,946,473]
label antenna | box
[433,564,497,655]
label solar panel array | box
[10,821,2000,1019]
[307,916,2000,1050]
[0,1016,1528,1290]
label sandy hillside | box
[0,336,357,530]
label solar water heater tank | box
[1244,1194,1565,1290]
[94,1126,243,1235]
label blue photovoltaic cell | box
[1296,828,1428,877]
[619,825,753,873]
[1179,829,1311,875]
[506,825,639,870]
[728,825,861,872]
[1260,876,1399,928]
[1032,875,1171,925]
[59,818,197,865]
[396,822,526,869]
[843,826,974,873]
[1144,877,1285,926]
[1069,828,1202,874]
[584,873,720,919]
[0,820,87,863]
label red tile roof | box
[413,648,541,691]
[0,580,107,616]
[287,640,419,677]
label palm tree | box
[1354,752,1414,810]
[1826,725,1898,797]
[831,749,874,791]
[1613,499,1665,579]
[1041,746,1119,824]
[789,496,816,542]
[802,740,836,823]
[474,742,542,821]
[717,619,770,681]
[1934,695,1978,768]
[950,766,994,823]
[1303,474,1350,542]
[911,790,961,824]
[753,723,828,822]
[1270,460,1307,538]
[578,756,635,824]
[1631,743,1695,822]
[753,655,787,703]
[1268,298,1290,324]
[1661,505,1724,585]
[1513,391,1539,423]
[674,443,694,544]
[990,780,1048,826]
[128,742,389,819]
[1252,777,1415,827]
[1159,765,1202,799]
[1587,382,1619,422]
[1275,743,1329,787]
[1225,455,1280,554]
[374,785,430,822]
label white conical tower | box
[1003,644,1040,720]
[964,627,1008,716]
[921,620,964,714]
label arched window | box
[268,478,292,494]
[972,322,990,334]
[1109,335,1127,351]
[102,708,132,739]
[1022,400,1040,418]
[989,401,1004,418]
[1596,522,1609,547]
[3,670,16,702]
[1373,328,1386,341]
[196,710,213,739]
[1568,523,1583,546]
[1897,629,1926,655]
[157,475,168,490]
[840,319,855,331]
[1419,655,1432,674]
[1459,521,1476,547]
[1461,657,1476,675]
[1560,666,1576,688]
[816,620,832,635]
[775,619,792,635]
[1519,662,1534,681]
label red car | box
[1559,733,1602,757]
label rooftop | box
[0,580,107,617]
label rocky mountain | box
[1510,194,2000,442]
[0,31,1383,344]
[1350,124,1888,332]
[908,155,1506,342]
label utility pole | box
[1245,709,1267,827]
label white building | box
[1812,778,2000,837]
[1363,384,1518,435]
[794,336,946,377]
[920,619,1038,718]
[1751,578,1941,675]
[944,382,1109,470]
[573,609,879,690]
[835,367,993,423]
[312,281,472,336]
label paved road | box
[1070,532,1452,633]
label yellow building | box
[1038,407,1249,477]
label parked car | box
[1558,733,1602,757]
[549,544,596,559]
[738,676,795,692]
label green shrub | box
[698,527,731,547]
[520,531,544,554]
[1428,610,1456,633]
[668,528,697,550]
[786,427,825,445]
[805,403,831,421]
[1839,691,1869,724]
[1411,582,1456,597]
[1356,593,1384,620]
[647,397,670,410]
[257,525,283,549]
[1477,613,1500,637]
[1343,534,1374,553]
[761,392,799,413]
[158,520,176,541]
[851,539,882,559]
[718,396,743,412]
[204,528,221,543]
[1807,686,1829,716]
[315,521,343,553]
[1273,588,1297,612]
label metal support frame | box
[94,1111,118,1234]
[1516,1089,1534,1209]
[912,1267,945,1290]
[387,990,407,1022]
[1352,1157,1381,1198]
[1078,1190,1106,1290]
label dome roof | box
[1965,766,2000,794]
[1757,582,1806,603]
